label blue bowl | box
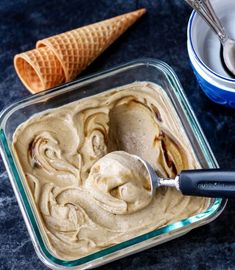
[187,0,235,108]
[191,63,235,107]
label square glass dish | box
[0,59,227,269]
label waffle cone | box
[36,8,146,82]
[14,46,65,93]
[14,8,146,93]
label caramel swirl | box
[12,82,208,260]
[28,132,80,186]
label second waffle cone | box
[14,46,65,93]
[14,8,146,93]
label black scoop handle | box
[179,169,235,198]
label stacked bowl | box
[187,0,235,108]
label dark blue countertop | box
[0,0,235,269]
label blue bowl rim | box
[188,10,235,83]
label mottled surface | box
[0,0,234,270]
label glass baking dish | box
[0,59,227,269]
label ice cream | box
[86,151,152,215]
[12,82,208,260]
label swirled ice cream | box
[12,82,208,260]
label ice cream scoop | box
[185,0,235,78]
[132,153,235,198]
[89,151,235,200]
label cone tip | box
[132,8,147,17]
[138,8,147,14]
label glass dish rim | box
[0,58,227,268]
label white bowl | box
[187,0,235,107]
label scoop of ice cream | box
[85,151,152,214]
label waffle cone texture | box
[14,8,146,93]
